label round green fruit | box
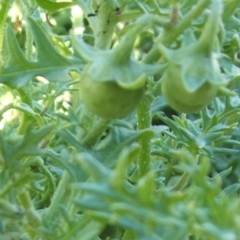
[79,74,144,119]
[161,66,218,113]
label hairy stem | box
[17,88,33,135]
[93,0,117,49]
[137,93,153,177]
[0,0,14,64]
[143,0,211,63]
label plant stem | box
[112,15,169,65]
[17,88,33,134]
[143,0,211,63]
[198,0,222,54]
[75,0,98,32]
[25,20,34,61]
[44,168,72,219]
[18,189,42,237]
[0,103,14,119]
[137,93,153,177]
[94,0,117,49]
[170,172,189,191]
[161,0,210,44]
[0,0,14,65]
[81,118,110,147]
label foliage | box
[0,0,240,239]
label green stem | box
[94,0,117,49]
[25,20,33,61]
[118,10,143,22]
[16,0,35,61]
[0,0,14,65]
[198,0,222,53]
[223,0,240,16]
[0,103,14,120]
[75,0,98,33]
[17,88,33,134]
[44,169,72,220]
[33,158,56,208]
[137,93,153,177]
[143,0,211,63]
[170,172,189,191]
[18,189,42,225]
[81,118,110,147]
[112,15,169,65]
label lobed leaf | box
[0,17,83,88]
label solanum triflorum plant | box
[0,0,240,240]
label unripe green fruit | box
[159,0,226,113]
[161,65,218,113]
[73,34,161,119]
[72,15,168,119]
[79,73,144,119]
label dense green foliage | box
[0,0,240,239]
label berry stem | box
[143,0,211,63]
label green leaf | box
[0,17,83,88]
[0,124,54,163]
[15,103,44,126]
[56,130,86,151]
[95,127,154,166]
[222,183,240,196]
[36,0,75,13]
[213,167,232,179]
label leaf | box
[95,127,154,167]
[56,130,86,151]
[222,183,240,196]
[36,0,75,13]
[14,124,54,159]
[58,125,154,168]
[15,103,44,126]
[0,124,54,163]
[0,17,83,88]
[213,167,232,179]
[152,125,169,134]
